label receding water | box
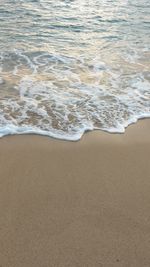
[0,0,150,140]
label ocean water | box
[0,0,150,140]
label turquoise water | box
[0,0,150,140]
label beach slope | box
[0,120,150,267]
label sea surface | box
[0,0,150,140]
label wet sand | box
[0,119,150,267]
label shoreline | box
[0,116,150,142]
[0,119,150,266]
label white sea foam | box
[0,62,149,140]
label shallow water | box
[0,0,150,140]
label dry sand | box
[0,119,150,267]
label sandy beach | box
[0,119,150,267]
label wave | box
[0,0,150,140]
